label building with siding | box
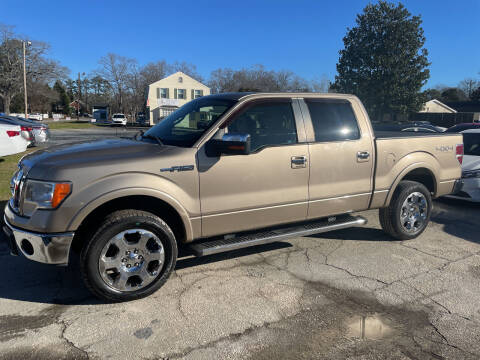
[146,71,210,125]
[419,99,457,113]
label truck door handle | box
[357,151,370,161]
[291,156,307,168]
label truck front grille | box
[9,168,25,214]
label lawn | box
[0,149,36,201]
[47,121,96,130]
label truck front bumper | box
[3,217,74,265]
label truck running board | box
[189,214,367,257]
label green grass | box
[47,121,96,130]
[0,149,36,201]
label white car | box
[0,123,29,157]
[112,113,127,126]
[29,113,43,121]
[446,129,480,202]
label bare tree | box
[459,78,480,99]
[97,53,136,113]
[140,60,169,85]
[208,65,320,93]
[0,24,67,114]
[170,61,204,82]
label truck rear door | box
[298,97,375,219]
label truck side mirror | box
[206,133,251,157]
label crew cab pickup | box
[3,93,463,301]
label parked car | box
[29,113,43,121]
[445,123,480,133]
[3,93,463,302]
[136,113,148,126]
[112,113,127,126]
[0,115,50,145]
[445,128,480,202]
[0,123,29,157]
[0,116,34,146]
[372,121,443,133]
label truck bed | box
[370,131,463,208]
[374,130,456,139]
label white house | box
[146,72,210,125]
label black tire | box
[80,210,177,302]
[379,180,432,240]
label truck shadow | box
[307,227,389,241]
[0,235,292,305]
[430,199,480,244]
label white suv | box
[112,113,127,126]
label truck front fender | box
[66,172,200,241]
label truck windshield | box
[144,97,236,147]
[463,133,480,156]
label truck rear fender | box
[379,151,440,207]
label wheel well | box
[401,168,436,194]
[71,195,186,254]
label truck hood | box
[21,138,173,180]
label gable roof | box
[424,99,457,113]
[148,71,209,88]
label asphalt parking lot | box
[1,128,479,359]
[45,126,141,147]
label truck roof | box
[205,92,356,101]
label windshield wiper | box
[142,133,164,146]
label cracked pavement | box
[0,198,479,359]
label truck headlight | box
[462,170,480,179]
[24,180,72,209]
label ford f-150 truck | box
[3,93,463,301]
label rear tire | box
[379,181,432,240]
[80,210,177,302]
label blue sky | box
[3,0,480,88]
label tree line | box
[1,1,479,121]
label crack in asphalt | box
[58,319,90,359]
[173,271,209,320]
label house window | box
[194,90,203,99]
[160,88,169,99]
[177,89,186,99]
[160,107,176,118]
[178,77,183,83]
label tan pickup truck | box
[3,93,463,301]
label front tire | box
[379,180,432,240]
[80,210,177,302]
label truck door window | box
[306,100,360,142]
[227,102,298,152]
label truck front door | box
[197,99,309,238]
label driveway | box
[0,199,479,359]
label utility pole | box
[77,72,85,120]
[22,41,31,118]
[77,72,80,121]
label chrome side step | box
[189,214,367,257]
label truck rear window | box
[306,100,360,142]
